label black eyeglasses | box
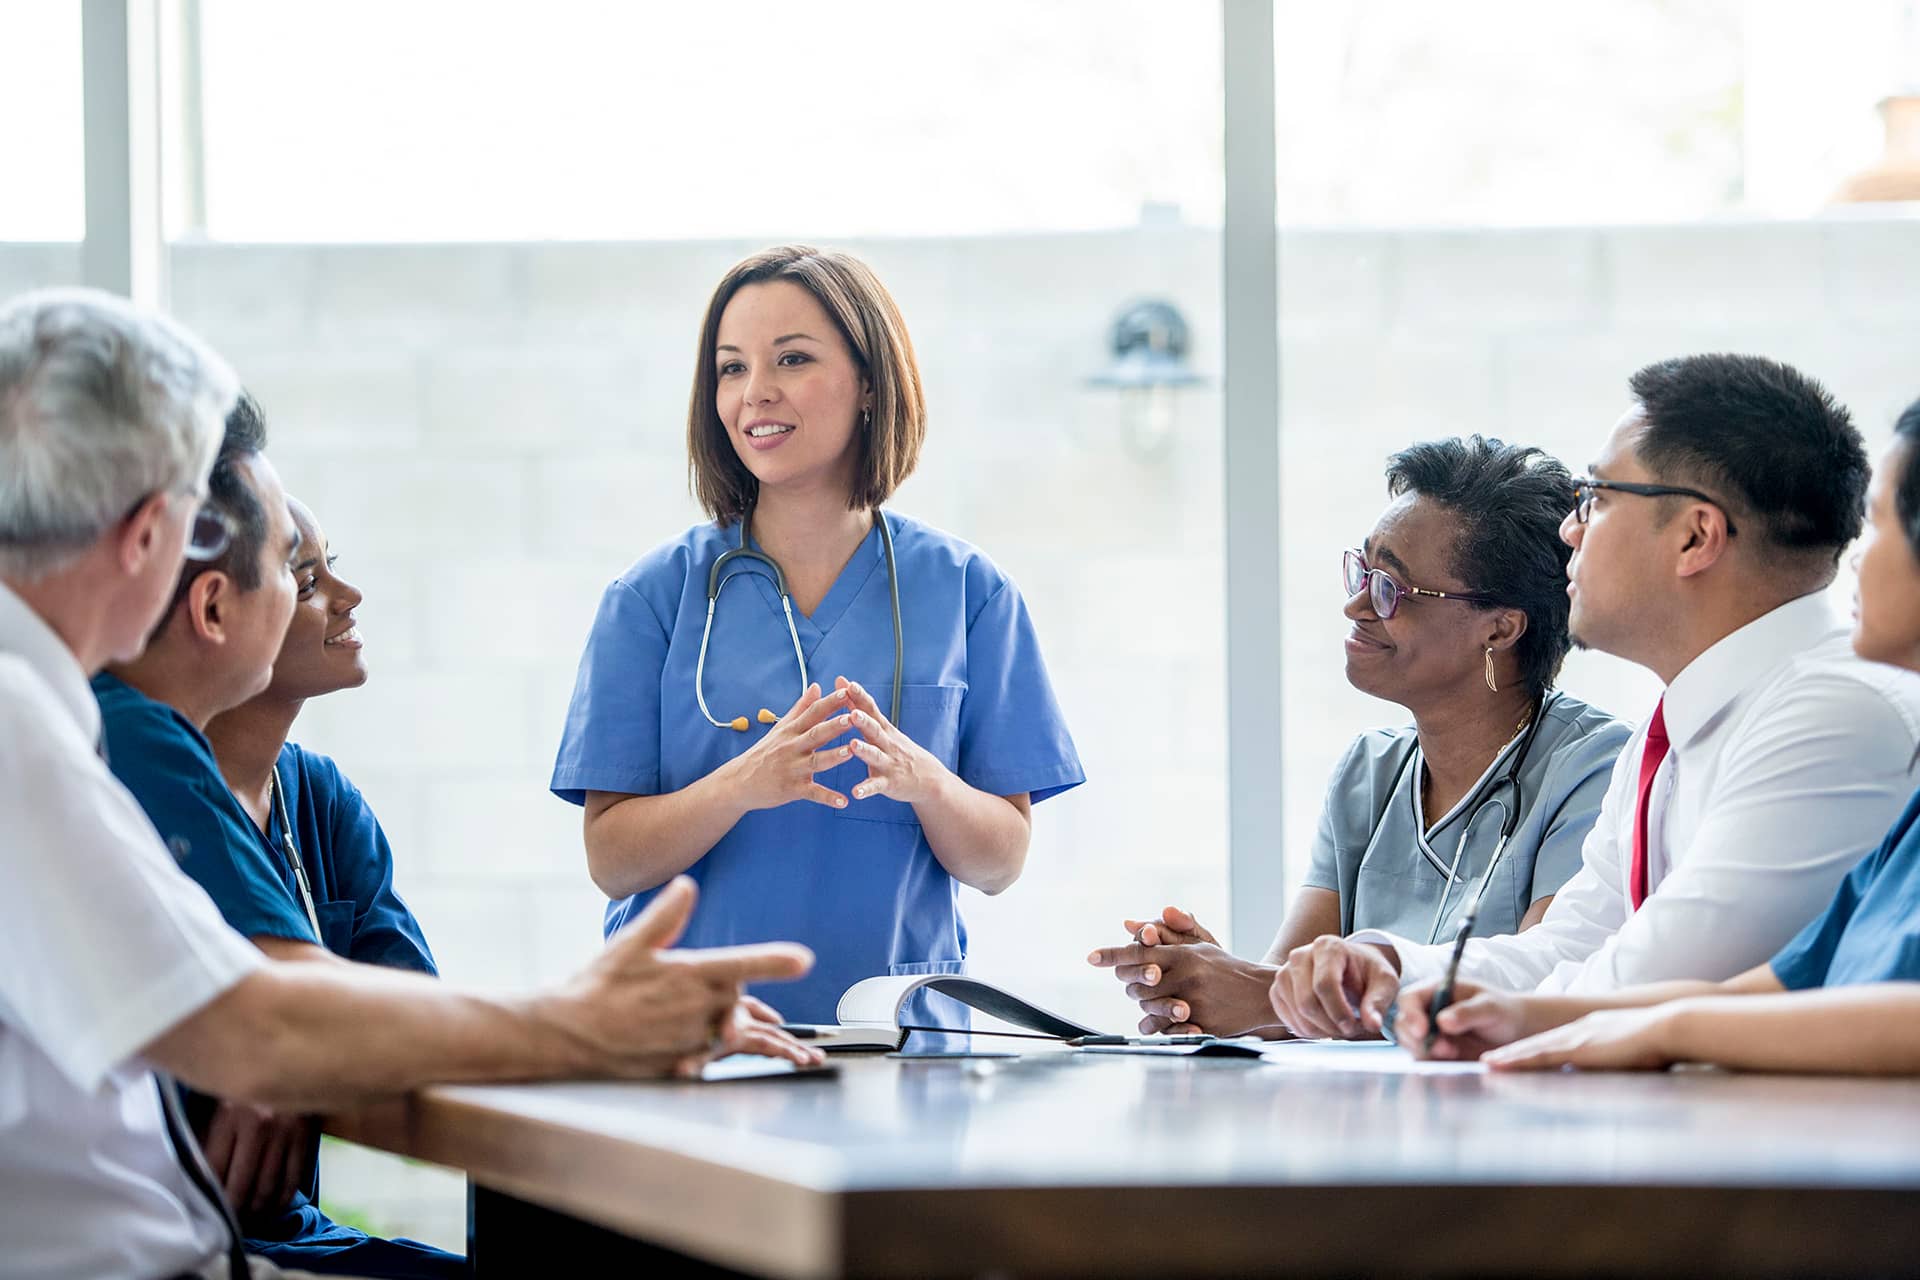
[1342,549,1496,620]
[1571,477,1738,536]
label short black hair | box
[1385,436,1576,699]
[1891,396,1920,559]
[170,391,269,612]
[1627,355,1868,563]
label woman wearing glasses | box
[1091,436,1630,1037]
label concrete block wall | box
[5,212,1918,1247]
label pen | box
[1422,923,1473,1053]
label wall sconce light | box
[1085,298,1209,460]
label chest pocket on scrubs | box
[829,683,965,825]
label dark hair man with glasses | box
[1270,353,1920,1041]
[104,393,301,731]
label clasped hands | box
[1093,917,1675,1071]
[1085,908,1287,1038]
[1091,911,1417,1041]
[725,677,944,814]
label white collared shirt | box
[0,581,264,1278]
[1352,592,1920,995]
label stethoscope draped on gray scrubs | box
[695,504,903,732]
[1365,690,1554,943]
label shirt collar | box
[1662,591,1843,751]
[0,578,103,744]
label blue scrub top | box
[93,674,436,970]
[1772,784,1920,990]
[92,675,458,1278]
[551,512,1085,1024]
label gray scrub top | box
[1302,690,1630,946]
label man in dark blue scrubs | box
[94,395,464,1279]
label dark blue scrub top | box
[1772,785,1920,990]
[92,674,455,1277]
[92,673,435,970]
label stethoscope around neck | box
[694,503,903,732]
[1364,690,1554,944]
[268,764,322,938]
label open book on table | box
[780,974,1263,1056]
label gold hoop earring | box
[1485,646,1498,693]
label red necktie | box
[1629,698,1670,911]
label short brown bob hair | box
[687,245,926,523]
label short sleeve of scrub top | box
[1771,787,1920,991]
[1301,734,1377,894]
[950,578,1084,802]
[549,514,1085,1026]
[279,744,437,975]
[550,577,669,803]
[92,673,318,946]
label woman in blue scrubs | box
[552,245,1085,1028]
[197,497,459,1276]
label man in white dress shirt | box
[0,288,821,1280]
[1268,353,1920,1038]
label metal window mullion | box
[1221,0,1283,956]
[81,0,167,306]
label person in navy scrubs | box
[552,246,1085,1031]
[94,395,463,1277]
[1395,393,1920,1076]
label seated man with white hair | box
[0,287,822,1280]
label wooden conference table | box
[327,1041,1920,1278]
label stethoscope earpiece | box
[757,708,778,725]
[727,716,750,732]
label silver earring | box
[1484,646,1498,693]
[862,405,872,429]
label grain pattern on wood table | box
[326,1044,1920,1278]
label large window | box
[194,0,1220,241]
[0,4,83,242]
